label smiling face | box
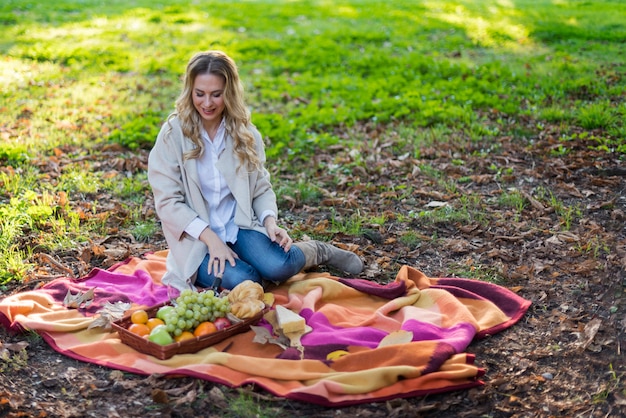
[192,73,226,133]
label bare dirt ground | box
[1,124,625,417]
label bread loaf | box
[228,280,264,304]
[230,299,265,319]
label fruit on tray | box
[123,281,271,345]
[161,289,230,338]
[128,323,150,337]
[193,321,218,337]
[156,305,175,321]
[148,325,174,345]
[124,289,233,343]
[130,309,149,325]
[213,317,231,331]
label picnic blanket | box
[0,251,531,406]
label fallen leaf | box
[520,190,547,212]
[151,388,169,404]
[425,200,448,208]
[88,301,132,330]
[164,382,196,397]
[63,288,95,309]
[556,231,580,243]
[3,341,29,352]
[546,235,563,245]
[250,325,287,349]
[577,317,602,352]
[207,386,228,409]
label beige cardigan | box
[147,116,277,291]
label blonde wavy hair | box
[171,50,260,172]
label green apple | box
[148,325,174,345]
[156,305,175,321]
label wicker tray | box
[112,301,264,360]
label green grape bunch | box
[158,289,231,337]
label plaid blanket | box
[0,252,530,406]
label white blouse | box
[184,120,275,244]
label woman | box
[148,50,363,292]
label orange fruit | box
[194,321,217,337]
[128,323,150,337]
[175,331,195,342]
[130,309,149,325]
[146,317,165,330]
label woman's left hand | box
[264,217,292,252]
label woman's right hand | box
[199,228,238,277]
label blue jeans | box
[195,229,306,290]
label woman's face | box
[192,73,226,129]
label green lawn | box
[1,0,625,284]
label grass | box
[399,231,423,250]
[222,390,283,418]
[447,260,507,285]
[496,189,526,220]
[0,0,621,273]
[0,347,29,373]
[592,364,624,404]
[3,1,625,156]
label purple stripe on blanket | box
[402,320,476,352]
[433,278,530,318]
[302,309,388,348]
[423,343,457,374]
[39,268,170,315]
[338,278,407,299]
[300,309,476,354]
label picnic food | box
[174,331,195,342]
[130,309,149,325]
[148,324,174,345]
[156,305,175,321]
[193,321,218,337]
[214,317,232,330]
[230,299,265,319]
[227,280,264,304]
[275,305,306,334]
[120,282,268,348]
[128,323,150,337]
[160,289,230,338]
[146,317,165,330]
[227,280,266,319]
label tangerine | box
[128,323,150,337]
[146,317,165,330]
[130,309,149,325]
[194,321,218,337]
[175,331,196,342]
